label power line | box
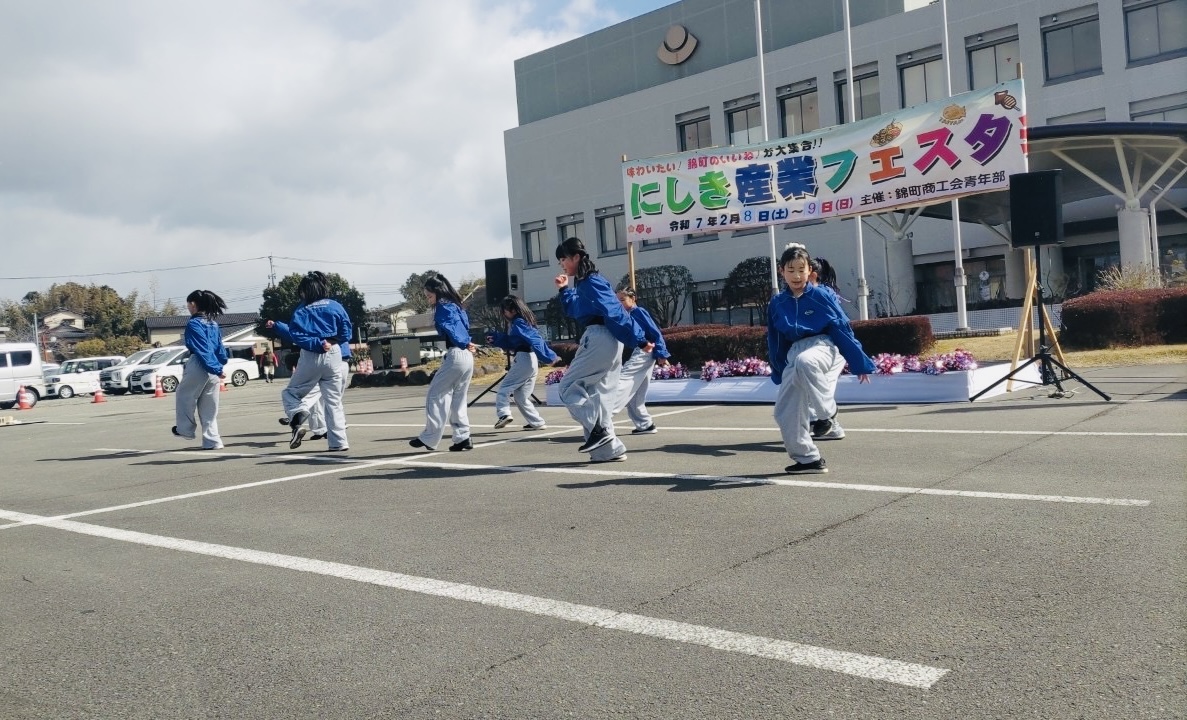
[0,257,270,281]
[272,255,482,267]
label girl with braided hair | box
[172,290,229,450]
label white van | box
[0,342,48,409]
[97,349,158,395]
[45,355,126,399]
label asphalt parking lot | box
[2,365,1184,719]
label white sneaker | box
[494,415,513,429]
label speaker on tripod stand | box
[970,170,1110,402]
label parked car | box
[134,351,254,393]
[0,342,47,409]
[45,355,126,399]
[126,348,190,393]
[99,348,169,395]
[41,362,61,380]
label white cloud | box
[0,0,636,311]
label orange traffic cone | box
[154,377,165,398]
[92,387,107,403]
[16,385,33,410]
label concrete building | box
[503,0,1186,329]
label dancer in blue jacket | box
[173,290,229,450]
[768,244,875,474]
[554,237,652,463]
[411,274,476,452]
[266,271,352,452]
[807,256,849,442]
[612,288,670,435]
[485,294,557,431]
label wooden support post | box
[1007,248,1036,392]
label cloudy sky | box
[0,0,674,313]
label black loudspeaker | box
[1009,170,1064,247]
[484,257,523,306]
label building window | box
[1043,12,1102,82]
[899,51,945,107]
[596,206,627,255]
[914,258,1007,313]
[557,213,584,246]
[967,34,1020,89]
[1048,107,1106,124]
[726,95,764,146]
[677,110,712,151]
[1063,242,1120,296]
[1130,91,1187,121]
[836,70,880,122]
[777,81,819,137]
[1125,0,1187,64]
[521,221,547,267]
[641,236,672,249]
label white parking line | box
[0,507,949,689]
[641,426,1187,437]
[0,458,400,530]
[394,458,1150,506]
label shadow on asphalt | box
[556,475,771,492]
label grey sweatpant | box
[418,347,473,448]
[495,352,545,427]
[774,335,845,463]
[614,347,655,431]
[558,325,625,461]
[174,355,222,449]
[282,346,349,449]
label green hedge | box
[1059,288,1187,349]
[550,316,935,367]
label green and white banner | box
[622,78,1026,242]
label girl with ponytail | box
[553,237,652,462]
[173,290,229,449]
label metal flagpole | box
[754,0,779,293]
[941,0,970,329]
[843,0,870,319]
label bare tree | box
[723,256,774,325]
[617,264,693,327]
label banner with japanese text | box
[623,79,1026,242]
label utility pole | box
[268,255,277,288]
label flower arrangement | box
[700,357,772,382]
[544,362,691,385]
[543,350,978,384]
[653,362,690,380]
[868,349,977,375]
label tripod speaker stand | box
[970,246,1110,402]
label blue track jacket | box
[558,273,646,349]
[629,306,670,361]
[488,317,558,364]
[273,298,353,359]
[766,283,876,385]
[434,301,471,348]
[185,316,228,375]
